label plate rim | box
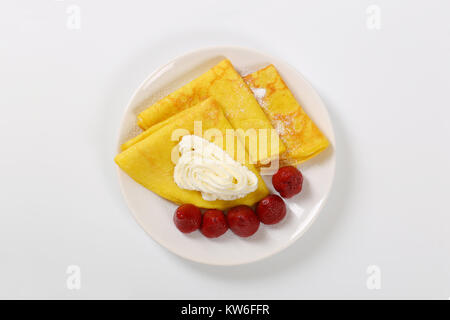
[115,45,336,266]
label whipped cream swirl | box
[174,135,258,201]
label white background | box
[1,0,449,299]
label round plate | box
[116,46,336,266]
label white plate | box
[116,46,336,266]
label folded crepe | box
[244,65,329,166]
[115,98,269,209]
[136,59,285,165]
[120,108,186,151]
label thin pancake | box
[136,59,285,165]
[115,98,269,209]
[244,65,329,165]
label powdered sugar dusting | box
[273,120,285,135]
[250,87,266,108]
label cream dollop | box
[174,135,258,201]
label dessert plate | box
[116,46,336,266]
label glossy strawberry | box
[226,205,260,237]
[256,194,286,225]
[272,166,303,198]
[173,204,202,233]
[201,209,228,238]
